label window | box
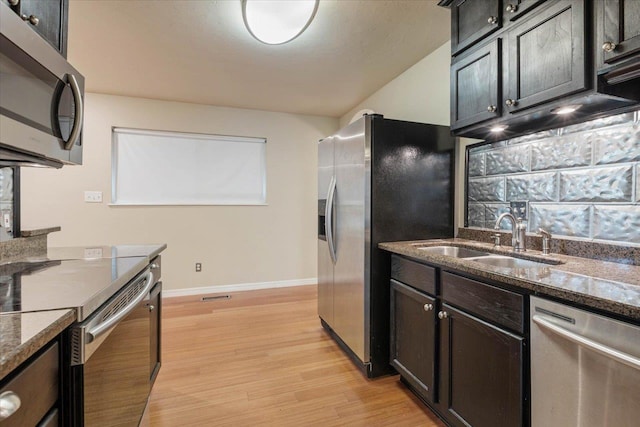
[112,128,266,205]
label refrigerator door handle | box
[326,176,337,264]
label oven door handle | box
[533,315,640,371]
[63,73,84,150]
[86,269,154,343]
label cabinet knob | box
[8,0,19,6]
[147,304,155,312]
[506,3,518,13]
[505,98,517,107]
[438,311,448,319]
[0,391,21,420]
[487,16,498,25]
[487,105,497,113]
[151,263,159,269]
[21,14,39,26]
[602,41,617,53]
[423,303,434,312]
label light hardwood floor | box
[147,285,445,426]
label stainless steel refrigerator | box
[317,114,455,378]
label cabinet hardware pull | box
[487,16,498,25]
[487,105,497,113]
[0,391,21,420]
[21,14,39,26]
[147,304,155,311]
[506,4,518,13]
[423,303,434,312]
[602,41,617,53]
[438,311,448,319]
[505,98,517,107]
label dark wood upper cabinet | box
[4,0,68,57]
[440,304,524,427]
[451,39,502,130]
[505,0,587,113]
[451,0,502,55]
[390,279,437,403]
[601,0,640,66]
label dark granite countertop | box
[379,238,640,321]
[0,309,75,380]
[0,244,167,382]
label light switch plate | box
[84,191,103,203]
[510,201,528,220]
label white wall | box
[340,41,476,231]
[21,94,338,291]
[340,41,452,128]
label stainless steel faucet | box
[494,212,527,251]
[538,228,552,255]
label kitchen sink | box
[417,245,492,258]
[468,255,550,269]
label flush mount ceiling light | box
[242,0,319,45]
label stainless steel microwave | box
[0,1,84,168]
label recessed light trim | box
[490,125,507,133]
[242,0,319,45]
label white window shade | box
[112,128,266,205]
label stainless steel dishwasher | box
[530,296,640,427]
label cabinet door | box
[390,279,436,403]
[506,0,587,113]
[451,39,502,130]
[451,0,502,55]
[149,281,162,385]
[14,0,68,56]
[440,304,524,427]
[601,0,640,65]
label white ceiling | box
[68,0,450,118]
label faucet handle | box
[492,232,501,247]
[538,228,552,255]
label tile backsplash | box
[467,110,640,244]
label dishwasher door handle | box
[533,314,640,371]
[86,269,154,342]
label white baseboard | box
[162,277,317,298]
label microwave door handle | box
[326,177,337,264]
[63,73,84,150]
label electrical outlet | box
[84,191,103,203]
[510,201,528,220]
[84,248,103,258]
[195,263,202,272]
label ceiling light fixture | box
[552,105,580,115]
[242,0,319,45]
[490,125,507,133]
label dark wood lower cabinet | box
[440,304,524,427]
[390,279,437,402]
[390,256,527,426]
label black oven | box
[67,260,161,427]
[0,1,84,168]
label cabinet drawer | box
[442,272,524,333]
[391,255,436,295]
[0,342,59,427]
